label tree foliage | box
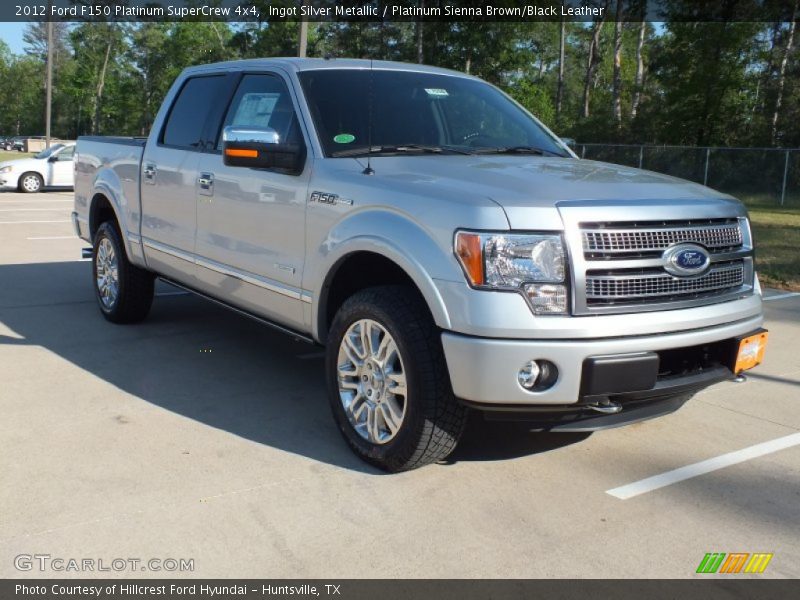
[1,15,799,147]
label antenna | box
[362,57,375,175]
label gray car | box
[73,59,766,471]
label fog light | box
[518,359,558,391]
[518,360,541,389]
[523,283,568,314]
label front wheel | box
[19,172,43,193]
[326,285,468,472]
[92,221,155,323]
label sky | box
[0,22,26,54]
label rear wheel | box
[19,172,43,193]
[326,285,468,472]
[92,221,155,323]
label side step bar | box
[157,276,317,345]
[81,247,92,259]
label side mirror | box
[222,126,304,173]
[48,155,58,162]
[560,137,577,150]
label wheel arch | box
[86,178,144,266]
[89,192,120,241]
[314,243,452,344]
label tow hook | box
[585,400,623,414]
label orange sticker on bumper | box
[734,331,768,373]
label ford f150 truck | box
[73,58,767,471]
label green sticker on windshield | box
[334,133,355,144]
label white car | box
[0,143,75,193]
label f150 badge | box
[310,191,352,206]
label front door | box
[194,71,311,331]
[48,145,74,186]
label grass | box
[741,198,800,291]
[0,151,34,162]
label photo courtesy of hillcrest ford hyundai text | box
[73,57,767,472]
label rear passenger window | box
[216,74,303,149]
[161,76,225,149]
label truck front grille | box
[586,261,745,305]
[581,219,743,257]
[565,215,754,315]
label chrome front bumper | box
[441,313,763,407]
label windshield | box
[298,69,569,158]
[34,144,64,159]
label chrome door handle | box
[198,172,214,196]
[143,163,156,184]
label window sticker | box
[333,133,356,144]
[424,88,449,98]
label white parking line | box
[763,292,800,302]
[0,220,70,224]
[26,236,76,240]
[0,199,72,203]
[606,432,800,500]
[0,208,69,212]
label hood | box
[0,156,44,172]
[354,155,743,229]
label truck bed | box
[73,135,147,248]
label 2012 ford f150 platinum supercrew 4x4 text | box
[73,58,768,471]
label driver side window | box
[217,74,303,150]
[56,146,74,161]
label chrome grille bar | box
[586,262,744,302]
[582,222,742,253]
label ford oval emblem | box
[663,244,711,276]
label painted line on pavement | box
[0,207,70,212]
[763,292,800,302]
[0,220,70,224]
[606,432,800,500]
[0,198,72,203]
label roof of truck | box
[183,57,478,79]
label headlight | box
[0,166,12,174]
[455,231,569,314]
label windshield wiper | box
[331,144,472,158]
[471,145,564,157]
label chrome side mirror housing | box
[221,126,304,174]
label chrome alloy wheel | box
[22,174,41,192]
[337,319,408,444]
[95,237,119,309]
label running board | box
[157,276,316,345]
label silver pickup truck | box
[73,58,767,471]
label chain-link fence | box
[575,143,800,209]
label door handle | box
[143,163,156,184]
[198,172,214,196]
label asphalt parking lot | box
[0,190,798,579]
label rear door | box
[140,73,232,283]
[193,71,311,331]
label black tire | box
[18,172,43,193]
[326,285,468,472]
[92,221,155,324]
